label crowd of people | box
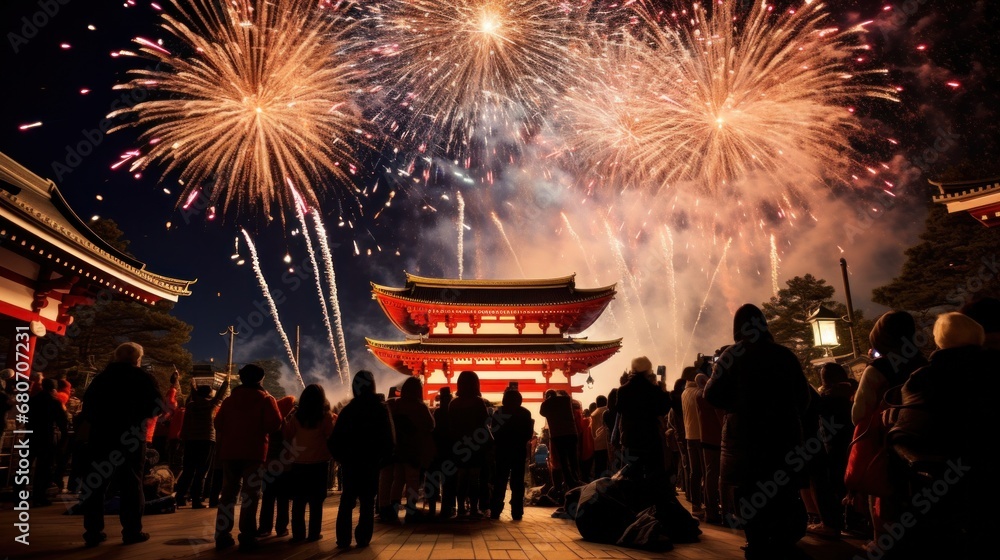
[1,296,995,558]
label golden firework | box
[110,0,367,219]
[562,1,898,198]
[370,0,587,157]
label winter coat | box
[27,390,68,447]
[816,381,854,458]
[681,382,702,441]
[80,361,162,447]
[181,377,230,442]
[432,399,454,463]
[705,336,810,487]
[615,374,671,454]
[449,395,491,463]
[214,384,282,462]
[283,411,336,464]
[695,393,724,449]
[540,394,577,437]
[491,405,533,458]
[388,396,436,468]
[328,392,394,469]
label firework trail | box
[603,219,657,352]
[369,0,584,158]
[562,1,897,215]
[457,191,465,279]
[562,212,620,330]
[683,237,733,362]
[770,233,780,295]
[241,228,304,388]
[111,0,367,218]
[604,220,656,354]
[660,226,679,369]
[311,209,351,382]
[491,212,525,277]
[291,186,343,382]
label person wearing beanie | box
[852,310,928,426]
[887,311,994,556]
[213,364,282,551]
[705,304,811,559]
[614,354,672,520]
[489,388,533,520]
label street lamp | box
[807,305,841,357]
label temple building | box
[931,177,1000,227]
[367,273,621,403]
[0,151,195,373]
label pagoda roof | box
[930,178,1000,227]
[371,273,616,308]
[366,337,622,354]
[0,151,195,303]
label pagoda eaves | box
[366,336,621,382]
[931,177,1000,227]
[371,272,616,336]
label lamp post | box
[840,258,860,359]
[220,325,237,376]
[807,305,841,357]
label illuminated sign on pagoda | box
[366,273,621,403]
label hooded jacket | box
[705,304,811,486]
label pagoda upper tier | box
[371,273,616,337]
[931,177,1000,227]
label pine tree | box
[872,203,1000,318]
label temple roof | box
[372,272,616,306]
[366,337,622,355]
[0,151,195,302]
[930,178,1000,227]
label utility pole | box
[840,258,860,359]
[220,325,238,376]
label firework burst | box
[369,0,587,159]
[562,1,897,202]
[110,0,367,219]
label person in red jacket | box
[213,364,282,552]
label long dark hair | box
[296,384,330,429]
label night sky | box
[2,0,997,399]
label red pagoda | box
[366,273,621,403]
[931,177,1000,227]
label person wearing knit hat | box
[888,311,994,556]
[933,312,986,350]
